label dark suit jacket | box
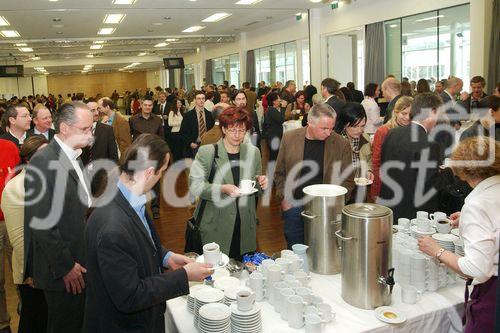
[83,190,189,333]
[27,128,56,141]
[351,89,364,103]
[0,132,23,149]
[262,106,285,141]
[179,108,214,157]
[379,123,453,221]
[324,95,346,114]
[81,123,119,165]
[461,92,488,114]
[153,102,170,117]
[383,95,401,123]
[24,139,90,290]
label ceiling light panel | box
[18,47,33,52]
[90,44,103,49]
[202,13,232,22]
[93,40,105,44]
[182,26,205,33]
[15,43,27,46]
[165,38,178,42]
[235,0,263,5]
[154,42,168,47]
[113,0,137,4]
[98,28,115,35]
[0,16,10,26]
[103,14,126,24]
[1,30,20,38]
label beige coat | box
[112,111,132,155]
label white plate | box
[214,276,241,291]
[194,288,225,303]
[189,284,212,297]
[196,253,230,270]
[211,268,230,280]
[451,229,460,237]
[224,286,252,300]
[238,188,258,195]
[374,306,407,324]
[199,303,231,321]
[354,177,373,186]
[410,225,436,235]
[432,233,459,242]
[230,303,261,317]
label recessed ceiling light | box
[34,67,45,71]
[31,56,41,60]
[138,52,147,56]
[154,42,168,47]
[152,22,163,26]
[18,47,33,52]
[0,16,10,26]
[103,14,126,24]
[235,0,263,5]
[51,24,64,28]
[15,43,27,46]
[86,54,94,58]
[112,0,137,4]
[202,13,232,22]
[93,40,105,44]
[182,26,205,33]
[165,38,178,42]
[0,30,20,38]
[90,44,103,49]
[309,0,322,3]
[98,28,116,35]
[131,62,141,66]
[389,24,398,28]
[49,0,59,2]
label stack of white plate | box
[198,303,231,333]
[410,225,436,239]
[187,284,211,314]
[453,238,464,256]
[432,233,459,252]
[194,288,225,328]
[450,229,460,237]
[214,276,240,292]
[230,303,262,333]
[224,286,252,306]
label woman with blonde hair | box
[418,137,500,333]
[370,96,413,199]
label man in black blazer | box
[179,91,214,158]
[82,101,119,196]
[153,91,171,140]
[321,78,346,113]
[83,134,212,333]
[0,105,32,149]
[381,77,402,123]
[379,93,453,221]
[24,102,94,332]
[27,105,55,141]
[347,82,364,103]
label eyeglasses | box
[69,124,93,134]
[226,128,246,135]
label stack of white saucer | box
[193,288,225,328]
[198,303,231,333]
[230,303,262,333]
[453,238,464,256]
[223,286,252,306]
[187,284,211,314]
[432,233,459,253]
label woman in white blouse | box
[360,83,383,135]
[167,98,185,161]
[418,137,500,333]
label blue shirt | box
[117,180,172,268]
[107,112,116,126]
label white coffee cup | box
[287,295,306,329]
[436,219,452,234]
[295,287,313,304]
[202,242,221,266]
[304,305,319,316]
[430,211,447,222]
[294,271,311,286]
[239,179,256,192]
[281,249,295,258]
[305,314,323,333]
[275,257,291,273]
[401,285,422,304]
[236,290,255,311]
[398,218,410,230]
[272,282,289,313]
[279,288,295,321]
[416,211,429,220]
[247,272,265,301]
[288,257,304,272]
[416,218,431,232]
[317,303,334,322]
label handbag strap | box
[194,144,219,227]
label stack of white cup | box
[410,253,428,292]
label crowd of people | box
[0,73,498,332]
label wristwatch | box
[435,248,446,261]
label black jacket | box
[0,131,24,149]
[351,89,364,103]
[179,108,214,156]
[379,123,453,221]
[325,95,346,114]
[383,95,401,124]
[27,128,56,141]
[83,190,189,333]
[24,139,90,290]
[81,122,119,165]
[262,106,285,141]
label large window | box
[210,53,240,87]
[254,41,297,85]
[184,64,195,90]
[385,4,470,83]
[301,40,310,86]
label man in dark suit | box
[459,75,488,114]
[321,78,346,114]
[82,101,119,196]
[153,91,170,131]
[439,76,465,155]
[24,102,94,332]
[347,82,364,103]
[0,105,32,149]
[27,105,55,141]
[179,91,214,158]
[381,77,402,123]
[83,134,212,333]
[379,93,453,221]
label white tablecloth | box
[165,273,465,333]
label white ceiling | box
[0,0,330,74]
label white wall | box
[146,68,162,89]
[0,75,48,98]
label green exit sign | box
[331,1,339,9]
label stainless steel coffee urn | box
[336,203,395,309]
[301,184,347,275]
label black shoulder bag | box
[184,144,219,254]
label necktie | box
[198,110,206,138]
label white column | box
[469,0,492,80]
[239,32,247,87]
[308,8,322,87]
[296,39,304,88]
[199,46,207,87]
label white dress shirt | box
[54,135,92,207]
[204,100,214,112]
[361,96,383,134]
[457,175,500,285]
[168,111,183,133]
[34,127,50,140]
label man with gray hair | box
[275,103,355,248]
[25,102,94,332]
[27,104,55,141]
[382,77,402,123]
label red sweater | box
[370,125,391,199]
[0,139,21,221]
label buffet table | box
[165,272,465,333]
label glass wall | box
[385,4,470,83]
[301,40,310,86]
[210,53,240,87]
[184,64,195,90]
[254,41,297,85]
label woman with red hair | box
[189,106,268,260]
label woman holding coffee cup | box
[418,137,500,333]
[190,106,268,261]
